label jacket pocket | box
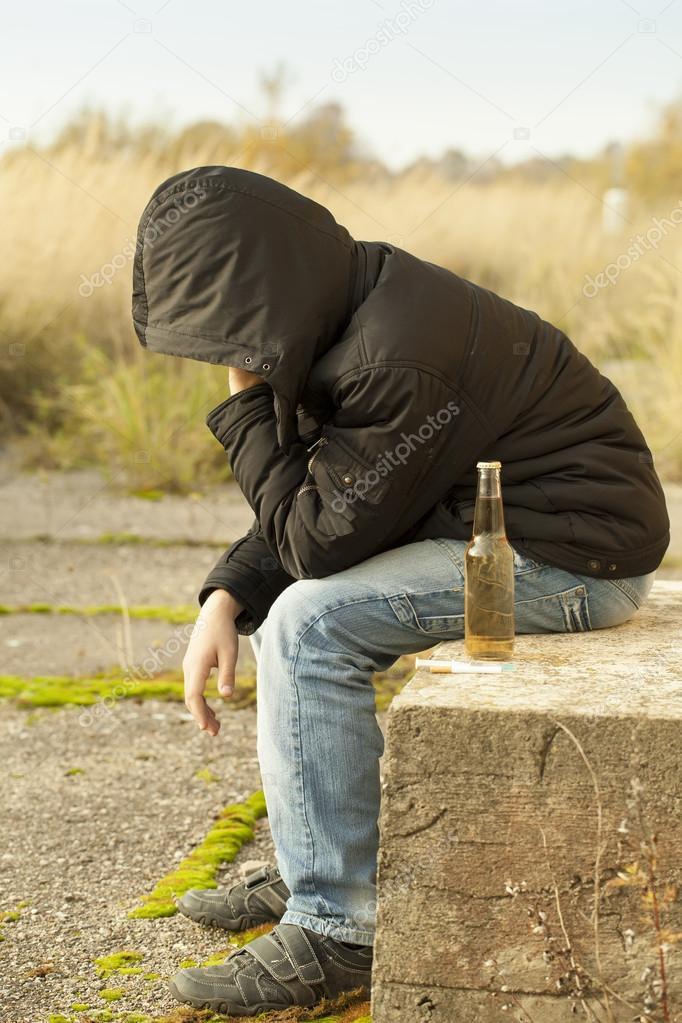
[311,429,391,510]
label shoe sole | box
[168,978,287,1015]
[176,900,279,932]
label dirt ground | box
[1,462,680,1023]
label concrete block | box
[372,581,682,1022]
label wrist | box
[203,588,244,619]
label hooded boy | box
[132,165,668,1014]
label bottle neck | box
[472,468,506,537]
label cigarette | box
[415,658,516,674]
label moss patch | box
[0,602,197,624]
[0,899,28,941]
[194,767,220,784]
[129,790,267,919]
[0,532,225,548]
[0,670,257,710]
[95,950,144,977]
[100,988,125,1002]
[0,655,414,714]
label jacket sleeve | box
[199,518,295,634]
[205,370,476,580]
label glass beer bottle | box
[464,460,515,660]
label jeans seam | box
[609,578,641,609]
[288,592,405,916]
[281,909,375,944]
[289,630,317,902]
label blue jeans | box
[249,538,654,945]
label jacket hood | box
[132,165,367,451]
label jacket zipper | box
[306,435,328,472]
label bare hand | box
[183,589,243,736]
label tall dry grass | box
[1,133,681,488]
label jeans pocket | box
[512,548,542,575]
[515,584,591,634]
[388,590,465,635]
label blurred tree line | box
[5,64,682,195]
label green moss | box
[132,488,165,501]
[0,898,29,940]
[65,767,84,777]
[0,532,225,548]
[0,654,410,716]
[94,533,223,548]
[70,1004,90,1012]
[142,972,162,981]
[100,987,125,1001]
[0,650,410,716]
[178,957,198,968]
[129,790,267,919]
[95,950,144,977]
[117,966,144,976]
[194,767,220,784]
[0,669,258,710]
[0,602,197,624]
[48,1015,72,1023]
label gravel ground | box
[0,460,680,1023]
[0,464,269,1023]
[0,698,272,1023]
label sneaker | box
[168,921,372,1015]
[177,864,290,932]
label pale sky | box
[3,0,682,170]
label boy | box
[132,165,668,1015]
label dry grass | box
[1,132,681,487]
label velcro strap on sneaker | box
[242,933,298,983]
[273,924,326,986]
[244,865,271,889]
[250,882,289,917]
[241,924,326,988]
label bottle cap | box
[477,460,502,469]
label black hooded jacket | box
[132,166,669,634]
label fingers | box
[184,656,221,736]
[217,649,236,699]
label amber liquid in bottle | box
[464,461,515,661]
